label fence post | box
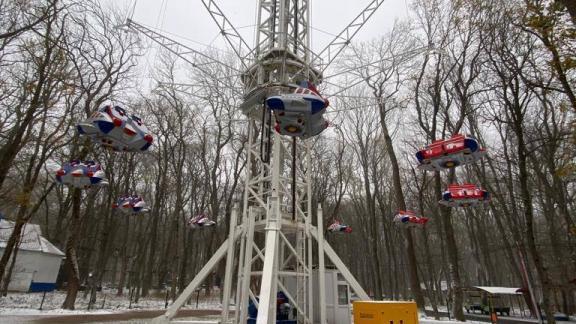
[129,287,134,309]
[164,289,169,309]
[38,291,47,310]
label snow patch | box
[420,317,484,324]
[0,308,116,316]
[0,288,222,315]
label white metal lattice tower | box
[129,1,387,323]
[234,2,321,323]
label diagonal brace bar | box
[152,229,242,323]
[310,226,370,301]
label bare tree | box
[346,20,427,310]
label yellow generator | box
[353,301,419,324]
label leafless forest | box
[0,0,574,322]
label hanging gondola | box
[393,210,429,227]
[327,220,352,233]
[187,214,216,229]
[113,195,150,214]
[416,134,486,171]
[77,104,154,152]
[266,81,329,138]
[55,160,108,189]
[439,183,490,207]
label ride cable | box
[259,103,272,163]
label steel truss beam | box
[201,0,253,69]
[239,119,315,324]
[254,0,310,61]
[152,122,369,324]
[152,205,241,323]
[154,82,243,99]
[152,203,369,323]
[125,19,241,76]
[313,0,386,74]
[143,1,380,323]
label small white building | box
[312,269,352,324]
[0,219,64,292]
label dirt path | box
[1,309,221,323]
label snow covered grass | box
[0,307,115,316]
[420,319,484,324]
[425,305,449,313]
[0,287,222,315]
[424,306,535,318]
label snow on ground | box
[425,306,449,312]
[0,287,222,315]
[425,306,536,318]
[0,307,115,316]
[420,319,484,324]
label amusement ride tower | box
[126,1,385,323]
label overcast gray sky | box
[112,0,412,55]
[101,0,414,101]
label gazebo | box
[464,286,527,318]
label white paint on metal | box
[311,229,371,301]
[317,205,328,324]
[238,207,256,324]
[133,0,384,321]
[221,205,238,321]
[153,230,242,323]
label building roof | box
[0,220,64,257]
[470,286,523,295]
[420,280,448,291]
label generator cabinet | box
[353,301,419,324]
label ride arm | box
[201,0,253,69]
[124,18,241,75]
[154,82,243,97]
[323,45,436,98]
[312,0,385,75]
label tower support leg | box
[255,197,281,324]
[153,231,241,323]
[221,205,239,321]
[238,207,257,323]
[311,229,371,301]
[317,205,327,324]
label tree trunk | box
[1,228,24,296]
[0,220,26,288]
[435,174,465,321]
[62,189,83,310]
[378,104,426,310]
[141,157,167,297]
[515,129,556,324]
[116,214,131,297]
[0,3,59,191]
